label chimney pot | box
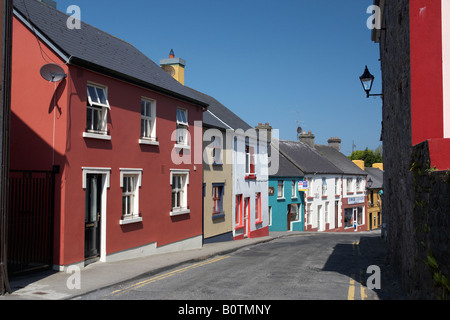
[328,137,342,152]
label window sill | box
[321,196,328,199]
[170,208,190,216]
[120,216,143,225]
[255,219,263,225]
[291,197,298,200]
[83,132,111,141]
[307,197,314,201]
[245,175,256,180]
[212,213,225,220]
[277,197,286,201]
[234,225,245,231]
[347,192,354,195]
[175,144,190,150]
[139,138,159,146]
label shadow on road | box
[322,234,409,300]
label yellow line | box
[360,270,368,300]
[110,255,230,297]
[348,274,355,300]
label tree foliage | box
[349,147,383,168]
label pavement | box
[0,230,402,300]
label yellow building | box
[352,161,383,231]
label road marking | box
[108,255,231,297]
[348,275,356,300]
[360,270,368,300]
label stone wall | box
[380,1,449,299]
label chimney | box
[160,49,186,85]
[255,122,273,143]
[298,131,315,148]
[328,137,342,152]
[38,0,57,8]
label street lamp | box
[360,66,383,98]
[367,178,373,188]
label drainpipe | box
[0,0,12,296]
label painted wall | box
[304,175,342,232]
[232,132,269,239]
[268,178,304,232]
[11,16,204,267]
[202,127,233,242]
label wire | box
[21,0,70,66]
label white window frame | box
[212,136,223,165]
[176,108,189,147]
[322,178,327,196]
[85,83,110,139]
[170,169,190,216]
[139,98,158,145]
[347,177,354,194]
[291,181,297,198]
[277,180,284,199]
[119,169,143,225]
[356,177,362,192]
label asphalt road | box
[79,232,402,301]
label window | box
[176,108,189,146]
[307,178,313,197]
[120,169,142,225]
[212,136,223,165]
[212,184,224,218]
[277,181,284,198]
[255,192,262,223]
[245,138,256,178]
[347,178,354,193]
[356,177,362,192]
[322,178,327,196]
[86,84,110,136]
[335,178,340,195]
[344,208,353,228]
[140,98,156,142]
[170,170,189,216]
[291,181,297,198]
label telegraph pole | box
[0,0,12,295]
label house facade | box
[268,152,305,232]
[232,127,270,240]
[315,141,368,232]
[276,137,344,232]
[159,51,271,242]
[11,0,209,269]
[363,165,383,231]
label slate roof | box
[184,86,252,131]
[365,167,383,189]
[13,0,209,108]
[315,144,367,176]
[272,152,305,178]
[276,140,343,175]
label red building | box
[408,0,450,169]
[10,0,208,270]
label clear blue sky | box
[57,0,382,156]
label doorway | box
[85,174,102,263]
[244,197,250,238]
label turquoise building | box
[269,152,305,231]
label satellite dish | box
[40,64,67,82]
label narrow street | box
[78,232,406,301]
